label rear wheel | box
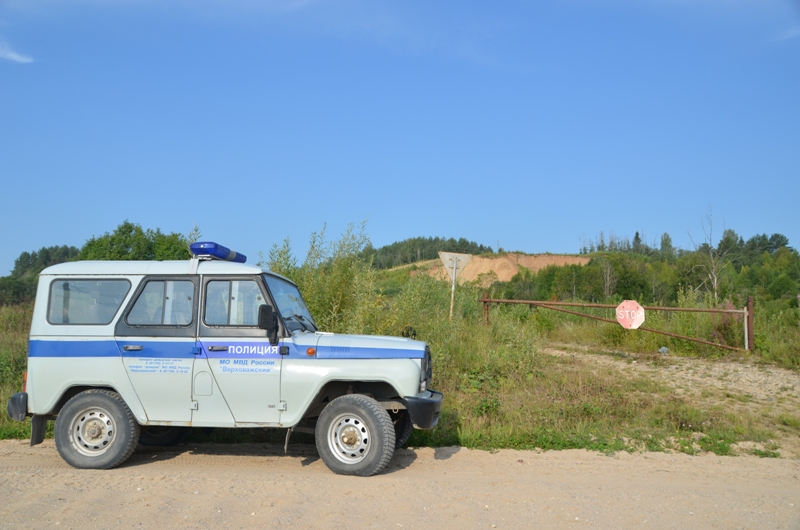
[55,390,140,470]
[315,394,395,476]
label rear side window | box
[48,279,131,325]
[127,280,195,326]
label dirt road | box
[1,439,798,529]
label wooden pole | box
[747,296,755,351]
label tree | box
[632,232,643,253]
[599,258,617,299]
[361,236,493,269]
[768,274,796,300]
[688,209,736,305]
[79,221,190,261]
[11,245,80,278]
[659,233,674,260]
[768,234,790,253]
[267,222,374,332]
[0,276,37,305]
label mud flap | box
[7,392,27,421]
[30,415,47,446]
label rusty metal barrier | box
[479,296,755,352]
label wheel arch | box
[49,385,148,424]
[297,380,403,423]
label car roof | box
[39,259,288,280]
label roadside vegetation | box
[0,303,34,439]
[1,220,798,457]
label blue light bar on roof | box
[189,242,247,263]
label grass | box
[381,279,793,456]
[778,414,800,429]
[0,304,31,439]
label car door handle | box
[123,345,143,351]
[208,346,228,351]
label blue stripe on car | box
[28,340,425,360]
[314,345,424,359]
[29,340,196,358]
[29,340,120,357]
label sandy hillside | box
[424,253,590,284]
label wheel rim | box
[69,406,116,457]
[327,412,371,465]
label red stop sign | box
[616,300,645,329]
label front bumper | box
[401,390,443,430]
[7,392,27,421]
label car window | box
[48,279,131,325]
[263,274,316,332]
[127,280,195,326]
[204,280,265,326]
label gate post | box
[483,293,490,326]
[746,296,755,351]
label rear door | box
[198,276,282,424]
[115,276,199,422]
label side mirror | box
[258,304,279,345]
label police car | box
[6,242,442,477]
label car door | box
[198,276,282,424]
[115,276,199,422]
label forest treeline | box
[492,229,798,310]
[0,221,190,305]
[360,236,493,269]
[1,221,798,314]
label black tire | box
[392,410,414,449]
[138,426,190,447]
[315,394,396,477]
[54,389,140,470]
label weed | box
[473,397,501,418]
[750,449,780,458]
[698,434,733,456]
[777,414,800,430]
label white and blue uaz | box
[7,242,442,477]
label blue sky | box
[1,0,798,274]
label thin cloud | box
[775,26,800,41]
[0,42,33,63]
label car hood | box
[310,332,427,359]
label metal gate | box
[479,295,755,352]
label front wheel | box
[391,410,414,449]
[54,390,140,470]
[315,394,395,477]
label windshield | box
[262,274,317,332]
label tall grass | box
[508,286,800,369]
[753,300,800,369]
[0,304,32,438]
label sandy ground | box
[1,439,799,529]
[422,253,590,284]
